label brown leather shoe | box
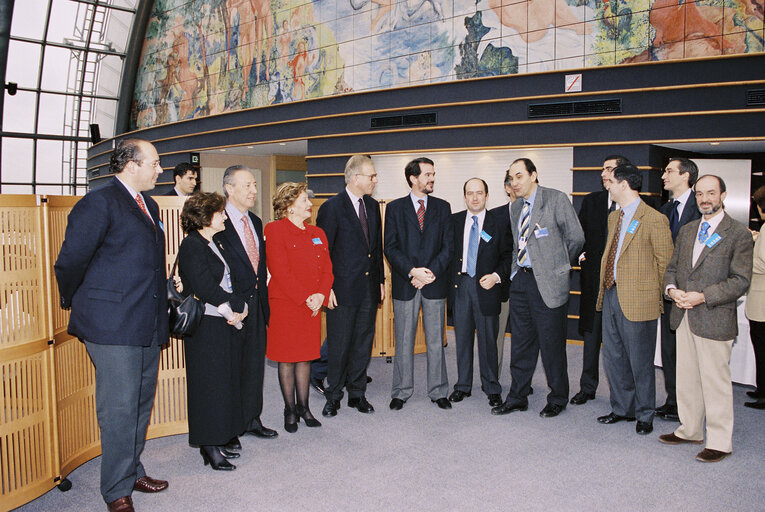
[107,496,134,512]
[658,433,703,445]
[133,475,169,493]
[695,448,731,462]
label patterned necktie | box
[603,210,624,289]
[417,199,425,231]
[135,193,154,224]
[517,201,530,265]
[669,200,680,238]
[698,221,710,244]
[358,198,370,246]
[466,215,479,277]
[241,216,260,275]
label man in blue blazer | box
[492,158,584,418]
[162,162,197,196]
[55,138,169,512]
[384,157,454,410]
[317,155,384,417]
[448,178,513,408]
[657,157,701,421]
[215,165,276,444]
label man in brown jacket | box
[596,164,673,435]
[659,175,753,462]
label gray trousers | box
[85,338,161,503]
[391,291,448,401]
[453,275,501,395]
[602,287,657,423]
[496,299,510,378]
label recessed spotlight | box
[247,146,254,149]
[220,149,226,151]
[709,142,720,146]
[279,143,286,146]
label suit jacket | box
[214,211,270,323]
[54,178,168,346]
[163,188,182,196]
[745,232,765,322]
[660,192,701,242]
[489,202,513,302]
[315,191,384,305]
[384,194,453,301]
[596,200,674,322]
[664,213,753,340]
[510,186,585,309]
[448,209,513,316]
[577,189,609,333]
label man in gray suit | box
[659,175,753,462]
[492,158,584,418]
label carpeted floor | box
[17,332,765,511]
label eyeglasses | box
[134,159,162,168]
[356,173,377,179]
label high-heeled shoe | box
[200,446,236,471]
[296,404,322,428]
[219,447,240,459]
[284,406,298,433]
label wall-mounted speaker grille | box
[528,99,621,118]
[371,112,437,129]
[747,89,765,106]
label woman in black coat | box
[177,192,248,471]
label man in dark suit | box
[492,158,584,418]
[215,165,276,444]
[489,170,516,377]
[571,154,630,406]
[660,175,753,462]
[317,155,384,417]
[55,138,169,512]
[448,178,513,408]
[384,157,454,410]
[656,157,701,421]
[595,164,673,436]
[163,162,198,196]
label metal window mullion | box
[32,0,55,194]
[15,85,120,101]
[9,35,126,57]
[71,0,136,15]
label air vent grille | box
[747,89,765,106]
[371,112,437,129]
[528,99,621,118]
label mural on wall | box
[131,0,764,130]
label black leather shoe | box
[283,407,298,433]
[224,436,241,451]
[246,424,278,438]
[432,397,452,409]
[367,376,373,383]
[636,421,653,435]
[322,399,340,417]
[597,412,636,424]
[219,447,240,459]
[310,377,326,395]
[200,446,236,471]
[348,396,375,413]
[570,391,595,405]
[746,389,763,399]
[488,394,502,407]
[389,398,405,410]
[656,404,679,421]
[296,404,322,427]
[491,400,528,415]
[448,390,471,402]
[744,399,765,409]
[539,403,565,418]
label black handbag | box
[167,254,204,337]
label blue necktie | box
[698,221,710,244]
[669,200,680,239]
[466,215,479,277]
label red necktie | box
[417,199,425,231]
[242,216,259,274]
[135,193,154,224]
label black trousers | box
[241,293,267,430]
[579,311,602,395]
[750,319,765,393]
[325,286,377,401]
[507,269,569,407]
[659,300,677,406]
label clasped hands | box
[410,267,435,289]
[668,288,705,309]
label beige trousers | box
[674,315,734,452]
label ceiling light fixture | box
[709,142,720,146]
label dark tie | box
[417,199,425,231]
[603,210,624,289]
[358,198,369,246]
[466,215,479,277]
[669,200,680,239]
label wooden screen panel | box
[46,196,80,340]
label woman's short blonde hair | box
[273,181,308,219]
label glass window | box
[10,0,50,41]
[3,90,37,133]
[37,93,68,135]
[96,55,124,96]
[42,46,80,93]
[1,138,34,184]
[92,99,118,139]
[36,139,65,184]
[46,0,81,46]
[6,41,42,89]
[103,9,134,54]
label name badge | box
[312,237,323,245]
[705,233,722,248]
[480,230,492,242]
[158,220,165,233]
[534,227,549,238]
[627,220,640,234]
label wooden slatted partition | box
[0,195,57,512]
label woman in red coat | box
[266,182,333,433]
